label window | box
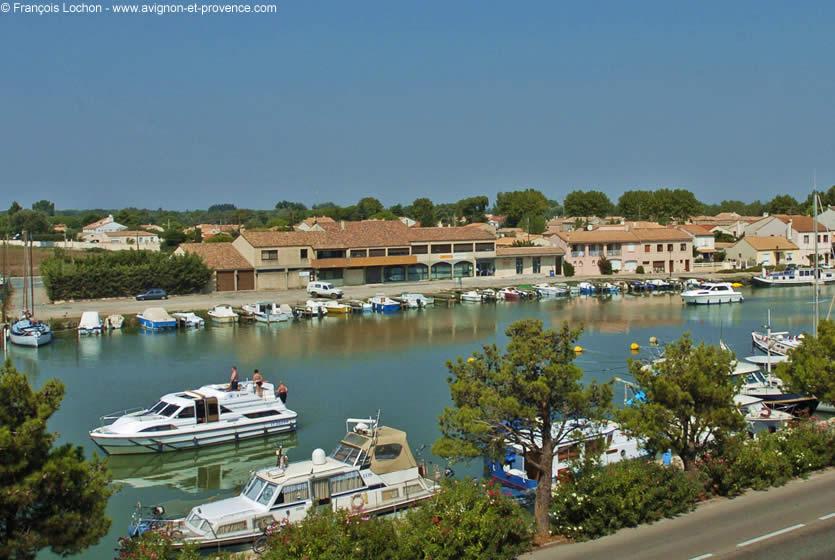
[275,482,309,505]
[626,244,636,252]
[657,244,663,252]
[177,407,195,419]
[381,488,400,501]
[475,242,495,252]
[316,250,345,259]
[350,249,368,258]
[667,244,673,252]
[256,483,278,506]
[680,243,686,251]
[431,262,452,279]
[644,245,651,253]
[453,243,474,253]
[804,235,810,244]
[149,401,166,414]
[533,257,541,273]
[384,266,406,282]
[407,264,429,281]
[329,471,365,494]
[516,257,524,274]
[300,249,308,259]
[387,247,410,256]
[217,521,248,535]
[331,443,361,464]
[244,409,282,419]
[431,244,452,254]
[411,244,428,254]
[243,476,267,501]
[160,404,180,417]
[318,269,343,281]
[140,424,175,432]
[261,250,278,261]
[453,261,473,278]
[369,248,386,257]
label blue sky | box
[1,0,834,210]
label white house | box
[82,214,128,234]
[677,224,716,261]
[744,214,831,266]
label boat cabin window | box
[244,409,281,419]
[331,443,361,465]
[329,471,365,494]
[373,443,403,461]
[149,401,166,414]
[159,404,180,417]
[195,397,220,424]
[243,476,267,501]
[273,482,309,507]
[256,482,278,506]
[177,407,195,419]
[140,424,176,432]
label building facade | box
[728,236,799,268]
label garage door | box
[237,270,255,290]
[216,271,235,291]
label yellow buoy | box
[731,282,743,288]
[574,345,583,353]
[649,336,658,345]
[630,342,640,351]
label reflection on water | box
[108,433,298,493]
[14,284,835,560]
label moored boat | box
[497,287,523,300]
[459,290,483,303]
[78,311,104,336]
[681,282,744,305]
[106,314,125,329]
[369,294,400,312]
[9,316,53,347]
[243,302,292,323]
[137,307,177,330]
[533,283,569,297]
[322,300,352,314]
[751,330,803,356]
[90,380,297,455]
[207,305,238,323]
[752,265,835,287]
[399,293,434,308]
[172,312,205,328]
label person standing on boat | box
[277,382,288,404]
[227,366,239,391]
[253,369,264,397]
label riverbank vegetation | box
[0,361,112,560]
[40,250,211,301]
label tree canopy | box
[494,189,550,229]
[434,319,612,537]
[616,335,743,471]
[9,210,51,235]
[31,200,55,216]
[775,319,835,405]
[764,194,802,215]
[563,190,614,218]
[0,361,112,559]
[617,189,702,223]
[409,197,436,227]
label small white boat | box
[172,312,205,328]
[369,294,400,312]
[646,278,673,290]
[460,290,483,303]
[90,380,298,455]
[9,316,53,347]
[243,302,292,323]
[735,394,793,436]
[78,311,104,336]
[577,281,596,295]
[751,331,803,356]
[681,282,744,305]
[399,293,434,308]
[480,288,497,302]
[498,287,524,300]
[126,417,437,548]
[137,308,177,330]
[106,314,125,329]
[207,305,238,323]
[305,299,330,316]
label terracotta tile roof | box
[83,215,113,230]
[678,224,713,236]
[496,246,565,257]
[738,236,799,251]
[241,230,325,248]
[556,230,639,243]
[178,243,253,270]
[407,226,495,242]
[631,228,691,242]
[773,215,829,233]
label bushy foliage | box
[118,532,205,560]
[776,319,835,405]
[562,260,575,277]
[635,265,645,274]
[550,460,700,541]
[41,250,211,301]
[597,256,613,275]
[399,480,533,560]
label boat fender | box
[350,493,366,513]
[444,467,455,478]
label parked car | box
[135,288,168,301]
[306,281,343,299]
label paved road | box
[527,469,835,560]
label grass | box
[1,245,87,276]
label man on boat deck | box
[253,369,264,397]
[227,366,239,391]
[277,382,288,404]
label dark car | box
[135,288,168,301]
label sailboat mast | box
[813,188,819,337]
[22,231,29,315]
[29,237,35,318]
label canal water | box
[9,285,833,559]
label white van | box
[307,281,344,299]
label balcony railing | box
[571,251,585,257]
[606,250,622,257]
[588,250,601,257]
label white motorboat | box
[751,331,803,356]
[752,265,835,287]
[137,307,177,330]
[78,311,104,336]
[460,290,483,303]
[173,312,205,328]
[126,417,438,548]
[106,314,125,329]
[207,305,238,323]
[497,287,523,300]
[9,316,53,347]
[90,380,297,455]
[533,283,569,297]
[243,302,293,323]
[304,299,330,316]
[487,420,644,494]
[369,295,400,312]
[681,282,744,305]
[735,394,793,436]
[399,293,434,308]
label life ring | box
[350,493,365,513]
[760,407,771,418]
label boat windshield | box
[149,401,167,414]
[158,404,180,417]
[241,475,277,504]
[331,443,361,465]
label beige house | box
[745,215,831,265]
[728,236,799,268]
[176,243,255,291]
[494,246,564,278]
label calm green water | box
[9,285,833,559]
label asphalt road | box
[527,469,835,560]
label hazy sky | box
[1,0,834,210]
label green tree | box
[434,203,459,226]
[455,195,489,223]
[274,201,308,226]
[494,189,549,227]
[563,190,614,218]
[208,203,236,213]
[764,194,801,215]
[410,197,436,227]
[598,255,613,275]
[617,190,655,220]
[434,320,612,538]
[545,199,563,219]
[652,188,702,222]
[7,201,22,215]
[616,335,744,471]
[775,319,835,405]
[31,200,55,216]
[205,233,235,243]
[355,197,384,220]
[10,210,51,235]
[0,361,112,559]
[160,225,187,249]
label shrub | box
[562,260,575,277]
[635,265,645,274]
[550,460,700,541]
[597,256,613,275]
[118,533,209,560]
[399,480,533,560]
[41,251,211,301]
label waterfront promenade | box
[527,468,835,560]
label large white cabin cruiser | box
[243,302,293,323]
[752,265,835,287]
[90,381,297,454]
[681,282,743,305]
[127,418,438,548]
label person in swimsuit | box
[253,369,264,397]
[227,366,239,391]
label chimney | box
[787,219,792,239]
[340,220,345,230]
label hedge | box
[41,250,212,301]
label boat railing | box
[99,407,147,425]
